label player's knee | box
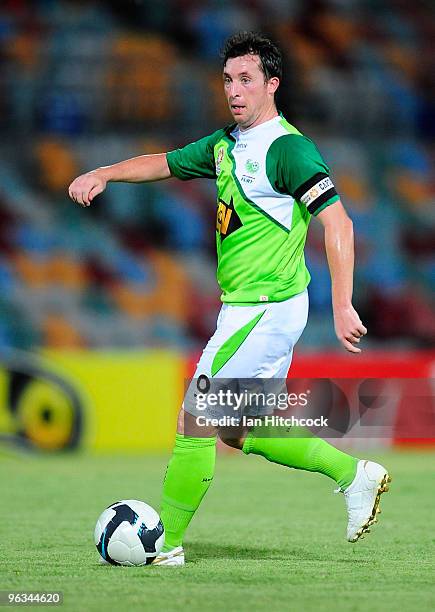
[218,432,245,450]
[177,408,218,438]
[176,408,185,434]
[227,438,244,450]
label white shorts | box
[183,290,309,417]
[193,289,308,378]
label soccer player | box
[69,32,391,566]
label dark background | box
[0,0,433,352]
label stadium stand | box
[0,0,433,351]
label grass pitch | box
[0,448,434,612]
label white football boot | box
[339,460,391,543]
[151,546,185,566]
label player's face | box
[223,54,278,130]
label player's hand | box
[333,304,367,353]
[68,170,107,207]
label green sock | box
[242,425,358,489]
[160,433,216,552]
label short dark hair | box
[221,31,282,81]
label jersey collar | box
[231,114,281,139]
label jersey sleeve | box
[166,128,226,181]
[266,134,340,215]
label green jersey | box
[166,114,339,304]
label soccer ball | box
[94,499,165,566]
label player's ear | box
[267,77,280,95]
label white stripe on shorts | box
[192,289,309,379]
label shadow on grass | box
[93,545,376,568]
[187,542,375,564]
[188,542,316,562]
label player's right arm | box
[69,127,226,207]
[68,153,171,207]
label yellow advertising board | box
[0,350,183,452]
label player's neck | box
[239,106,279,132]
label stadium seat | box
[42,313,86,348]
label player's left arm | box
[267,134,367,352]
[316,200,367,353]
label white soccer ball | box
[94,499,165,566]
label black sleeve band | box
[293,172,328,201]
[292,172,338,214]
[307,188,338,214]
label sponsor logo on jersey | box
[245,159,259,173]
[216,196,242,239]
[236,142,247,149]
[301,177,334,206]
[216,199,232,235]
[241,174,255,184]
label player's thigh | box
[191,292,307,378]
[215,290,309,378]
[182,290,308,418]
[182,302,268,418]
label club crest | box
[216,147,225,175]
